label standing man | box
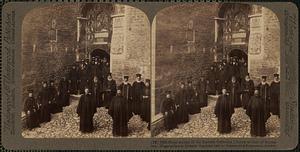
[78,63,88,94]
[241,74,254,109]
[68,65,78,94]
[246,88,270,137]
[37,81,51,123]
[48,80,61,113]
[90,76,103,108]
[24,89,40,130]
[103,73,117,109]
[214,88,234,134]
[132,74,145,115]
[186,79,195,114]
[77,87,97,133]
[270,74,280,117]
[58,76,70,107]
[207,66,216,95]
[257,76,271,114]
[198,76,208,107]
[141,79,151,129]
[227,76,241,108]
[160,91,177,131]
[108,87,132,137]
[119,76,132,102]
[175,82,189,124]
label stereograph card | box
[1,1,298,150]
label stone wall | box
[154,4,219,114]
[22,4,78,101]
[248,6,280,85]
[110,5,151,84]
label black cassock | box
[90,64,101,80]
[132,81,145,115]
[160,98,177,131]
[37,88,51,123]
[68,68,79,94]
[108,95,132,137]
[89,81,103,107]
[58,79,70,107]
[78,68,89,94]
[198,80,208,107]
[141,86,151,124]
[227,81,241,108]
[257,83,271,113]
[77,94,96,133]
[48,86,61,114]
[175,88,189,124]
[24,97,40,129]
[246,96,270,137]
[214,94,234,133]
[241,79,254,109]
[270,81,280,116]
[189,90,201,114]
[103,79,117,108]
[207,70,217,95]
[119,82,132,101]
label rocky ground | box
[156,96,280,138]
[22,97,150,138]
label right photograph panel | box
[152,3,280,138]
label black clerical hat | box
[262,76,267,79]
[246,73,250,76]
[124,76,129,79]
[50,80,54,83]
[274,74,279,77]
[145,79,150,83]
[117,86,122,91]
[136,73,141,77]
[165,90,171,94]
[108,73,112,76]
[28,89,33,93]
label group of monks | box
[23,56,151,137]
[160,57,280,137]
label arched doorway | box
[228,49,248,63]
[90,49,110,62]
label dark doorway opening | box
[90,49,110,62]
[228,49,248,63]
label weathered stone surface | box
[155,96,280,138]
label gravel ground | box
[156,96,280,138]
[22,98,150,138]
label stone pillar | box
[248,5,280,84]
[151,16,157,123]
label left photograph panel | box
[21,3,151,138]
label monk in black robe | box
[108,88,133,137]
[189,84,201,114]
[132,74,145,115]
[48,80,61,113]
[76,88,96,133]
[227,76,241,108]
[101,57,110,81]
[37,82,51,123]
[78,63,89,94]
[175,82,189,124]
[257,76,271,113]
[207,66,217,95]
[270,74,280,117]
[90,76,103,107]
[68,65,79,94]
[214,88,234,133]
[58,76,70,107]
[240,62,248,84]
[119,76,132,101]
[241,74,254,109]
[160,91,177,131]
[24,90,40,130]
[186,80,195,109]
[198,77,208,107]
[103,73,117,109]
[246,89,271,137]
[141,79,151,129]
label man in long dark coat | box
[132,74,145,115]
[227,76,241,108]
[257,76,271,113]
[198,77,208,107]
[58,76,70,107]
[241,74,254,109]
[119,76,132,102]
[207,66,216,95]
[189,84,201,114]
[37,82,51,123]
[270,74,280,117]
[186,80,195,114]
[214,88,234,133]
[175,82,189,124]
[246,89,270,137]
[141,79,151,129]
[24,89,40,130]
[76,87,96,133]
[101,57,110,81]
[78,63,89,94]
[90,76,103,107]
[108,87,133,137]
[48,80,61,114]
[160,91,177,131]
[103,73,117,109]
[68,65,79,94]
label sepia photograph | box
[151,3,280,138]
[21,3,151,138]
